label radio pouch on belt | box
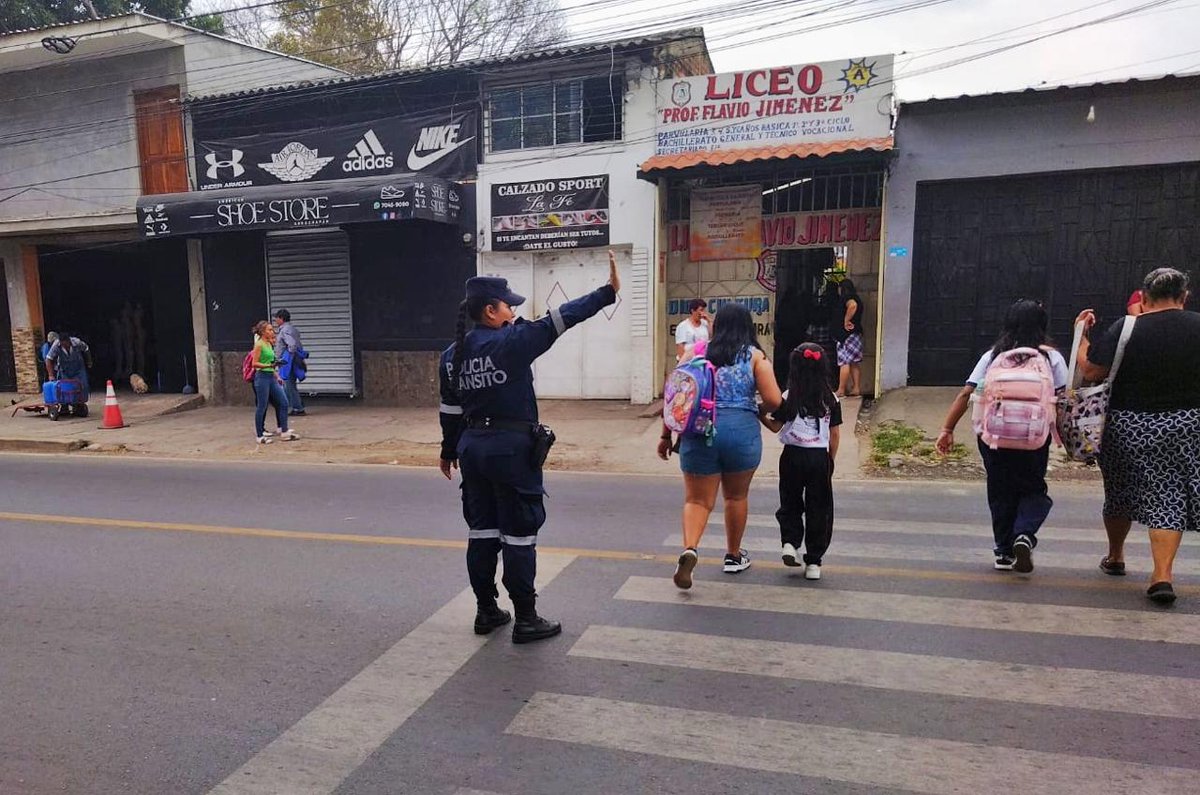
[531,424,556,468]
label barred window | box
[489,76,622,152]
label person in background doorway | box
[806,284,839,376]
[675,298,711,361]
[761,343,841,581]
[1126,288,1145,317]
[44,333,93,401]
[40,332,58,382]
[272,308,306,416]
[251,320,298,445]
[132,302,147,378]
[835,279,864,398]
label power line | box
[1,0,1189,194]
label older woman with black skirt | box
[1076,268,1200,605]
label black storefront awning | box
[137,174,464,238]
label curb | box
[0,438,89,454]
[155,394,206,417]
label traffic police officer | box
[439,251,620,643]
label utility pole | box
[81,0,100,19]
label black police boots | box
[473,602,512,635]
[512,598,562,644]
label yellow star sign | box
[840,58,878,93]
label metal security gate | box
[265,230,355,395]
[909,162,1200,384]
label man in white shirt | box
[675,298,711,361]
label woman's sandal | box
[1147,581,1176,605]
[1099,556,1126,576]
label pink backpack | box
[974,347,1056,450]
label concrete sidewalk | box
[0,392,864,479]
[862,387,1099,480]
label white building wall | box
[476,61,661,404]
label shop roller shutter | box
[266,230,356,395]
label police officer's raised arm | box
[437,348,463,479]
[507,251,621,365]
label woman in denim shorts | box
[658,303,783,589]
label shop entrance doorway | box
[0,274,15,391]
[39,239,195,393]
[771,247,837,387]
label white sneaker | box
[673,548,698,590]
[804,563,822,580]
[256,435,273,445]
[781,543,801,567]
[278,430,299,441]
[261,429,276,437]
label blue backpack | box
[663,351,717,445]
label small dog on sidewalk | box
[129,373,149,394]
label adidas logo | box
[343,129,394,172]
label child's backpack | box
[241,351,255,383]
[663,349,717,444]
[973,347,1056,450]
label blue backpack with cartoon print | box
[663,344,717,445]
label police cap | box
[465,276,526,307]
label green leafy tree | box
[266,0,389,73]
[223,0,566,75]
[1,1,223,34]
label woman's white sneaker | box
[256,435,273,445]
[673,548,698,590]
[781,543,801,567]
[279,430,299,441]
[804,563,822,580]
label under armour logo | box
[205,149,245,180]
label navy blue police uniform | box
[439,276,616,643]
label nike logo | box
[406,136,475,171]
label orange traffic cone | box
[100,380,127,429]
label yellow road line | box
[0,510,1145,592]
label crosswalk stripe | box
[207,554,577,795]
[615,576,1200,645]
[673,536,1200,575]
[714,515,1148,545]
[506,693,1197,794]
[569,625,1200,719]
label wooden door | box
[134,85,188,196]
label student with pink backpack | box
[935,300,1068,573]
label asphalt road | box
[2,453,1198,795]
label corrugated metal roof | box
[0,11,345,74]
[1,11,140,37]
[189,27,708,103]
[900,71,1200,107]
[639,137,894,173]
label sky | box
[196,0,1200,100]
[567,0,1200,100]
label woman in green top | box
[252,320,298,444]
